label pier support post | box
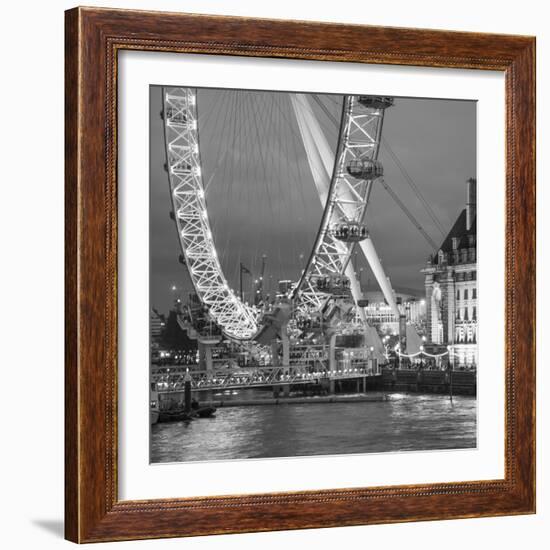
[281,321,290,368]
[271,341,279,367]
[329,379,336,395]
[199,342,214,372]
[205,344,213,372]
[184,370,192,413]
[399,314,407,355]
[282,384,290,397]
[329,333,338,373]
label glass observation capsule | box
[346,158,384,180]
[357,96,394,110]
[332,222,369,243]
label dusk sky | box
[150,86,476,314]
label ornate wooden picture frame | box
[65,6,536,543]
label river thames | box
[150,391,476,463]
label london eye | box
[161,86,437,352]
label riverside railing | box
[152,364,379,392]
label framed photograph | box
[65,7,536,543]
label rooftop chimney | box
[466,178,476,231]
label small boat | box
[157,410,194,423]
[193,406,217,418]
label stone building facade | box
[422,178,477,368]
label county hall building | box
[422,178,477,368]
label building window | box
[464,308,468,321]
[473,307,477,320]
[472,288,477,299]
[464,289,469,300]
[456,289,460,300]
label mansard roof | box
[432,208,476,265]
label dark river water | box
[150,391,476,463]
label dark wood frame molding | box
[65,6,536,543]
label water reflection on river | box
[150,391,476,463]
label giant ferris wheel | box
[161,87,414,342]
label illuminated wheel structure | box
[162,88,259,340]
[291,95,391,315]
[162,87,391,340]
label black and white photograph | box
[1,0,543,547]
[149,86,478,463]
